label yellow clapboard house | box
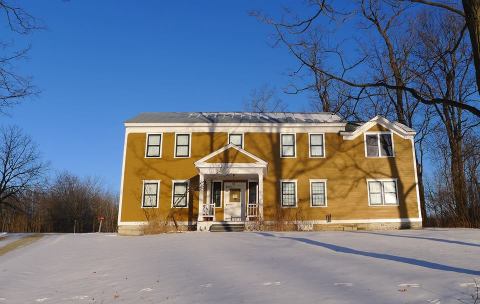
[118,112,421,234]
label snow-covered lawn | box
[0,229,479,303]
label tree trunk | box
[463,0,480,93]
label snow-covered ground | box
[0,229,479,303]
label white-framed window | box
[145,133,162,158]
[211,181,222,208]
[280,180,297,207]
[172,180,189,208]
[309,133,325,157]
[367,179,399,206]
[310,179,327,207]
[365,132,394,157]
[141,180,160,208]
[280,133,296,158]
[175,133,191,158]
[228,133,243,148]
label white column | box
[198,173,204,223]
[258,171,264,220]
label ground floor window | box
[142,181,159,208]
[280,180,297,207]
[248,181,258,205]
[368,179,398,206]
[310,180,327,207]
[172,181,189,207]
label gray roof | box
[126,112,345,124]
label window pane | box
[282,134,294,145]
[148,134,161,146]
[380,134,393,156]
[176,134,189,145]
[282,182,296,206]
[248,182,258,205]
[370,193,382,205]
[144,183,157,195]
[383,181,396,193]
[366,135,379,157]
[229,134,242,147]
[310,134,323,145]
[368,181,382,194]
[282,146,294,157]
[143,195,157,207]
[310,146,324,157]
[147,146,160,157]
[384,192,397,205]
[174,196,187,207]
[174,183,187,195]
[176,146,189,157]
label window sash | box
[380,134,393,157]
[311,182,326,206]
[146,134,162,157]
[142,182,158,207]
[310,134,324,157]
[173,182,188,207]
[366,134,379,157]
[248,182,258,205]
[229,134,243,148]
[175,134,190,157]
[281,134,295,157]
[281,182,296,206]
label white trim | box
[228,132,244,149]
[125,125,345,134]
[125,122,346,128]
[117,130,129,225]
[364,132,395,158]
[171,180,190,208]
[366,178,399,206]
[141,180,161,208]
[144,132,163,158]
[195,143,267,166]
[280,179,298,208]
[309,179,328,207]
[341,116,416,140]
[411,138,423,220]
[280,133,297,158]
[174,132,192,158]
[308,133,326,158]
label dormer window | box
[365,133,394,157]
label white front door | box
[224,182,245,222]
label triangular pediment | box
[195,144,267,166]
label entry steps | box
[209,223,245,232]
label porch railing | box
[202,203,215,220]
[247,203,258,220]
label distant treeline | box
[0,172,118,233]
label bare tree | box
[243,84,287,112]
[0,1,41,112]
[0,126,47,213]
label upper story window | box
[172,181,189,208]
[145,134,162,158]
[309,133,325,157]
[175,133,191,158]
[280,180,297,207]
[368,179,398,206]
[142,181,159,208]
[280,133,296,158]
[365,133,394,157]
[229,133,243,148]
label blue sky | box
[5,0,311,192]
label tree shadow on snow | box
[355,231,480,248]
[255,233,480,276]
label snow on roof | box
[126,112,345,124]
